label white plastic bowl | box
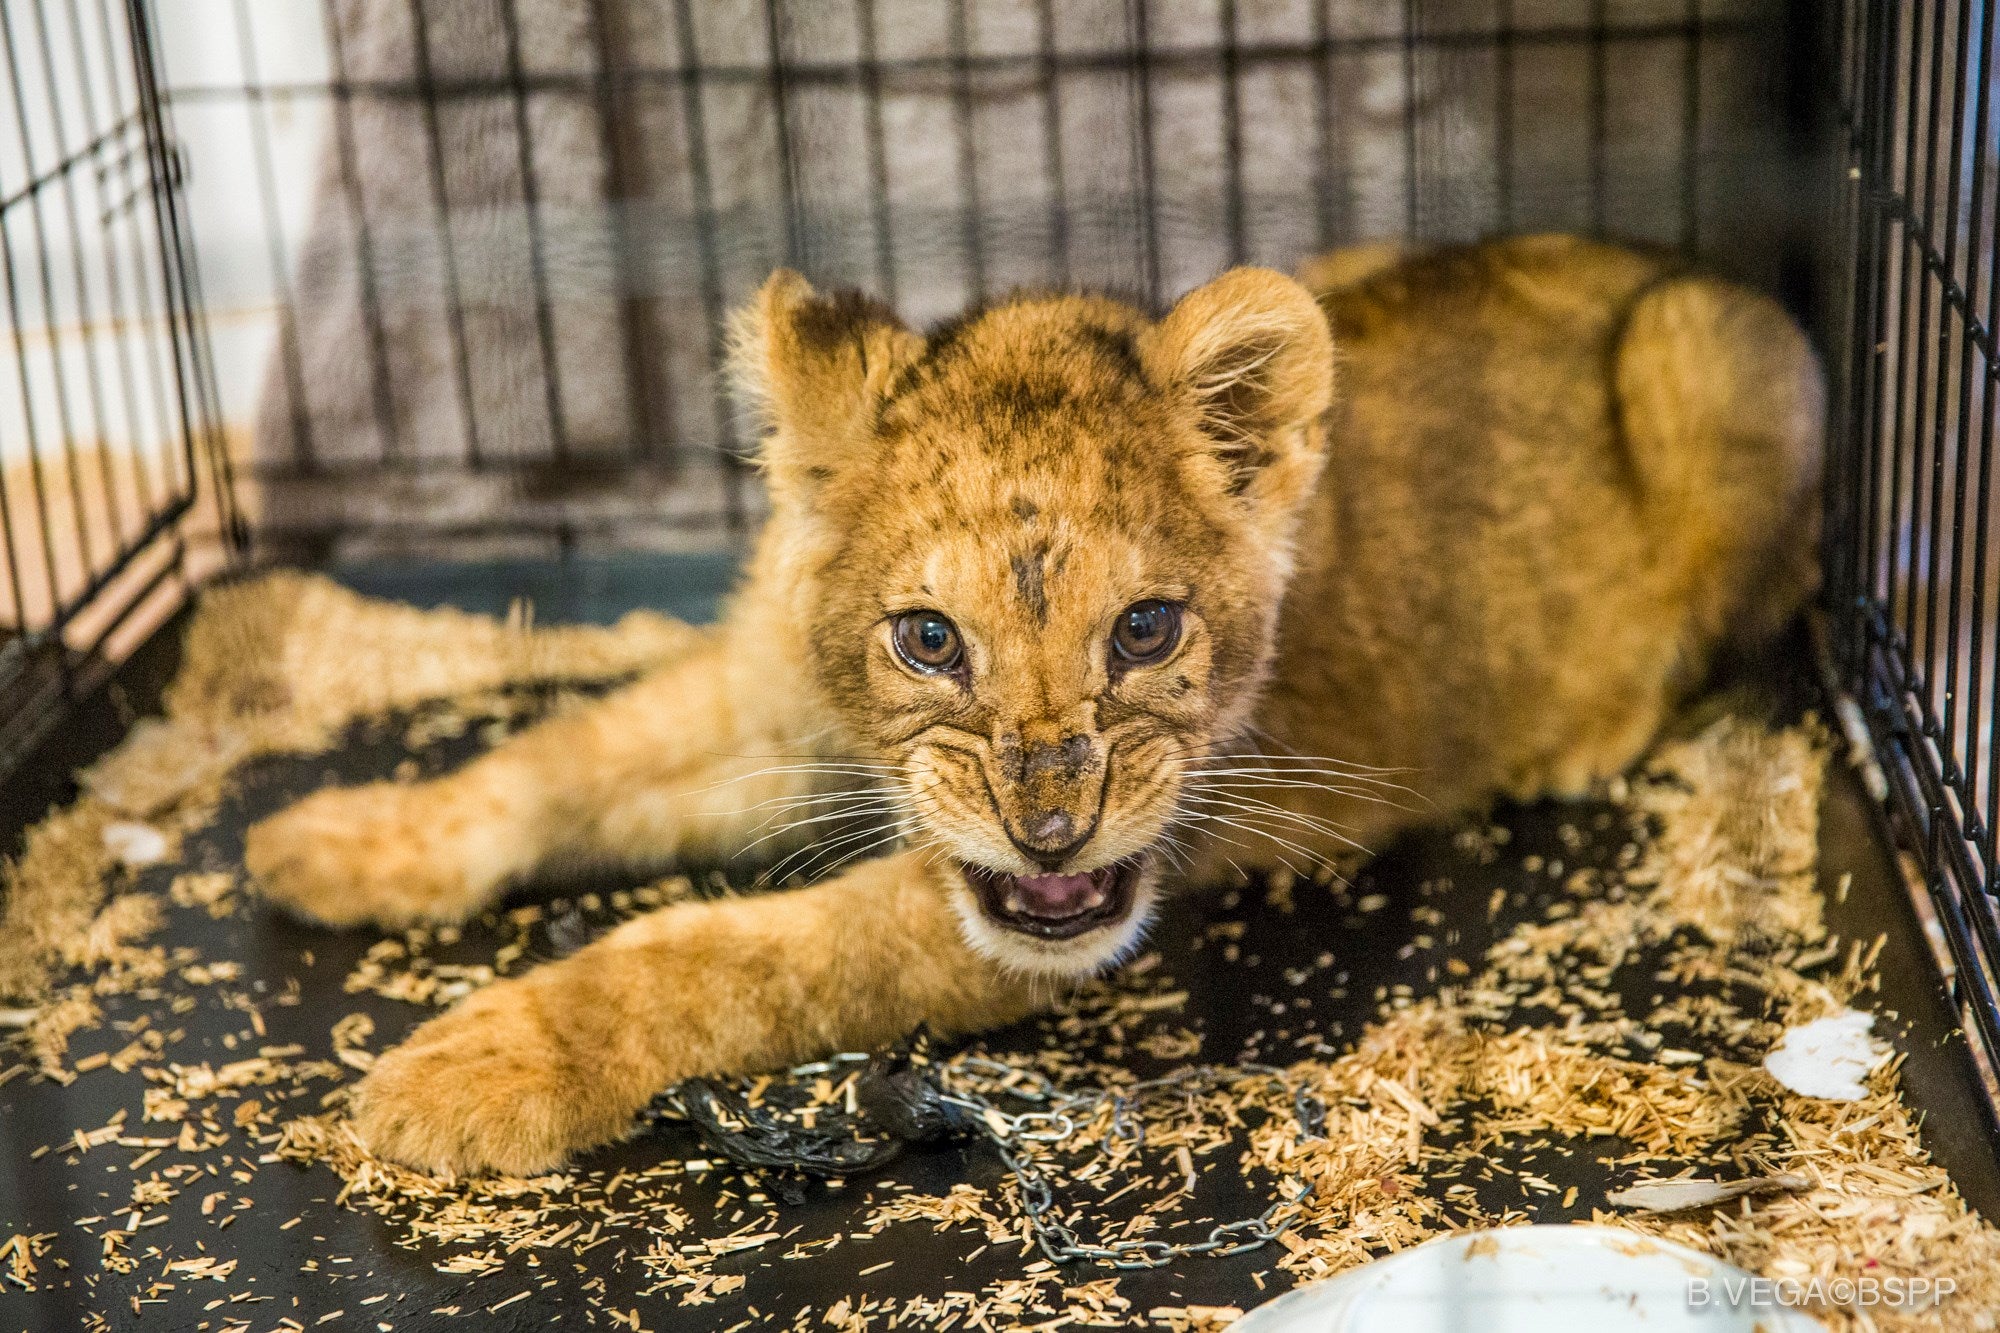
[1232,1225,1825,1332]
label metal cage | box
[154,0,1799,559]
[13,0,2000,1125]
[1825,0,2000,1128]
[0,0,236,776]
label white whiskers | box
[1158,738,1430,874]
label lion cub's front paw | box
[349,980,638,1176]
[245,781,515,929]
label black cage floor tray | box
[2,557,1995,1332]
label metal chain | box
[774,1051,1323,1269]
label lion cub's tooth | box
[1083,885,1107,909]
[1004,891,1025,914]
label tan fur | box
[245,234,1823,1175]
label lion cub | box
[246,234,1821,1175]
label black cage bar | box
[1826,0,2000,1129]
[0,0,236,775]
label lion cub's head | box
[734,269,1334,975]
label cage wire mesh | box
[0,0,235,774]
[1825,0,2000,1119]
[149,0,1800,561]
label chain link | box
[754,1050,1323,1269]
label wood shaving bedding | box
[0,575,1996,1328]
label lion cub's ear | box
[1144,267,1335,510]
[731,270,923,499]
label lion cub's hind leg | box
[1612,275,1825,655]
[1500,273,1823,807]
[1296,241,1412,296]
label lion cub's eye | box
[892,611,964,673]
[1111,600,1182,665]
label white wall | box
[158,0,328,444]
[0,0,326,469]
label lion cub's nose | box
[1016,809,1092,868]
[1021,734,1094,779]
[997,725,1102,865]
[1028,810,1075,849]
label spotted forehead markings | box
[1011,544,1049,625]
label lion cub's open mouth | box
[959,858,1143,939]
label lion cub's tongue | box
[1010,871,1102,918]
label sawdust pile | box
[0,571,700,1001]
[1630,721,1827,948]
[0,803,115,1008]
[159,571,701,751]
